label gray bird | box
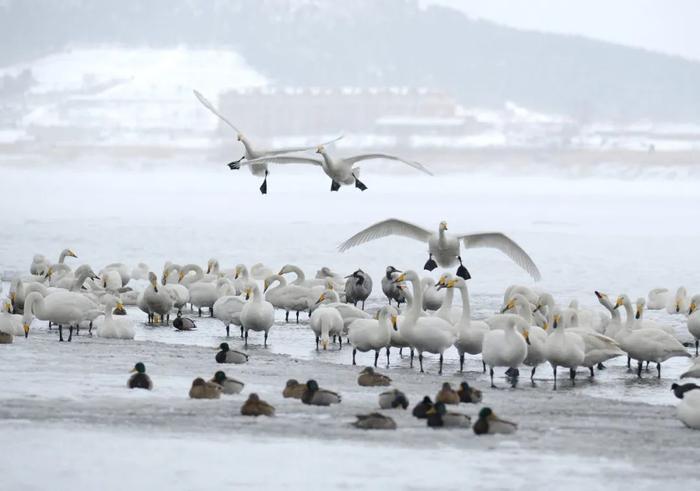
[344,269,373,310]
[381,266,405,307]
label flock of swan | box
[2,232,700,431]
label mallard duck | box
[473,407,517,435]
[672,382,700,399]
[189,377,222,399]
[352,413,397,430]
[215,342,249,364]
[457,382,482,404]
[241,393,275,416]
[210,371,244,395]
[283,379,306,399]
[127,362,152,390]
[301,379,341,406]
[435,382,460,405]
[378,389,409,409]
[426,402,471,428]
[173,312,196,331]
[412,396,433,419]
[357,366,392,387]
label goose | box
[209,371,244,395]
[215,342,249,364]
[193,89,342,194]
[439,277,489,372]
[144,272,173,325]
[23,291,101,342]
[339,219,541,281]
[173,312,196,331]
[412,396,434,419]
[347,306,396,366]
[189,377,222,399]
[614,295,691,377]
[392,271,456,374]
[283,379,307,399]
[213,294,246,337]
[647,288,669,310]
[680,359,700,379]
[421,277,444,311]
[239,144,431,192]
[309,297,344,350]
[301,380,341,406]
[672,384,700,429]
[381,266,406,306]
[315,289,370,332]
[473,407,517,435]
[482,314,528,388]
[352,413,397,430]
[357,366,392,386]
[426,402,471,428]
[433,274,462,325]
[378,389,409,409]
[240,284,275,346]
[686,294,700,356]
[241,394,275,416]
[457,382,483,403]
[544,313,585,389]
[96,299,135,339]
[435,382,460,405]
[501,294,548,381]
[667,287,691,315]
[558,308,624,376]
[344,269,372,310]
[128,362,153,390]
[264,274,311,323]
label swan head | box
[690,302,697,315]
[2,299,12,313]
[244,288,252,301]
[237,133,245,142]
[148,272,159,292]
[501,298,516,314]
[390,315,398,331]
[23,322,30,338]
[131,362,146,374]
[439,221,448,232]
[522,329,531,345]
[552,314,560,329]
[67,249,78,258]
[315,293,326,305]
[613,295,627,309]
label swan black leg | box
[423,254,438,272]
[489,367,495,388]
[439,354,444,375]
[244,329,248,347]
[657,362,661,378]
[296,311,300,324]
[597,362,606,370]
[459,353,464,372]
[456,256,471,280]
[59,325,64,342]
[569,368,576,385]
[198,307,202,317]
[338,336,342,350]
[589,366,595,377]
[696,340,699,356]
[285,311,289,322]
[410,348,414,368]
[352,348,357,365]
[226,324,230,337]
[385,347,390,366]
[68,326,73,342]
[418,353,424,373]
[330,180,341,192]
[264,331,268,347]
[531,366,537,381]
[316,336,319,351]
[240,325,244,338]
[482,360,487,373]
[637,360,643,378]
[374,350,379,367]
[259,170,268,195]
[553,365,558,390]
[627,355,631,370]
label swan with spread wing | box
[236,145,432,192]
[193,89,342,194]
[339,219,541,281]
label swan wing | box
[338,219,432,252]
[259,135,344,156]
[193,90,242,134]
[342,154,433,176]
[459,232,541,281]
[238,156,323,167]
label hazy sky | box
[427,0,699,61]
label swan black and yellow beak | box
[391,315,398,331]
[614,297,623,309]
[315,293,326,305]
[501,300,515,314]
[392,273,406,284]
[23,323,30,338]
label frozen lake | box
[1,164,699,489]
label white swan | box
[667,287,691,315]
[96,299,135,339]
[544,313,585,389]
[131,263,149,281]
[421,277,444,311]
[240,145,431,193]
[501,293,548,381]
[347,305,396,366]
[193,89,342,194]
[559,308,625,376]
[343,269,373,310]
[180,264,218,316]
[433,274,462,325]
[233,264,257,295]
[102,263,130,287]
[143,272,173,325]
[687,294,700,356]
[250,263,274,281]
[681,358,700,379]
[647,288,669,310]
[31,249,77,275]
[615,294,691,377]
[439,277,489,373]
[315,289,370,332]
[393,270,456,374]
[596,291,623,340]
[0,299,28,339]
[481,314,528,387]
[339,219,541,281]
[264,274,311,323]
[240,284,275,346]
[213,293,245,337]
[24,291,101,341]
[635,297,677,337]
[309,300,344,350]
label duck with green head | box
[215,342,249,364]
[473,407,517,435]
[426,402,471,428]
[210,371,244,395]
[301,379,341,406]
[128,362,153,390]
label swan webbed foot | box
[597,362,606,370]
[354,177,367,191]
[227,156,245,170]
[456,256,471,280]
[330,180,341,192]
[423,254,438,272]
[259,171,268,195]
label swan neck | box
[458,284,472,326]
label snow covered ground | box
[1,164,699,489]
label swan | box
[315,267,346,291]
[194,88,342,194]
[250,263,274,281]
[381,266,406,306]
[481,314,528,387]
[647,288,669,310]
[131,263,149,281]
[344,269,372,310]
[239,144,431,192]
[309,298,344,350]
[240,284,275,346]
[31,249,77,275]
[501,293,548,380]
[544,313,586,389]
[421,277,444,311]
[0,299,28,339]
[559,308,625,376]
[596,291,623,340]
[264,274,311,323]
[687,295,700,356]
[315,289,370,333]
[393,270,456,374]
[568,298,605,334]
[144,272,174,325]
[102,263,130,287]
[635,297,677,337]
[347,306,396,366]
[9,278,50,314]
[213,294,246,337]
[99,269,124,293]
[24,291,101,341]
[504,285,541,307]
[681,359,700,379]
[433,273,462,325]
[233,264,257,295]
[667,287,691,315]
[180,264,218,316]
[96,299,135,339]
[339,219,541,281]
[614,295,691,377]
[439,277,489,372]
[278,264,326,288]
